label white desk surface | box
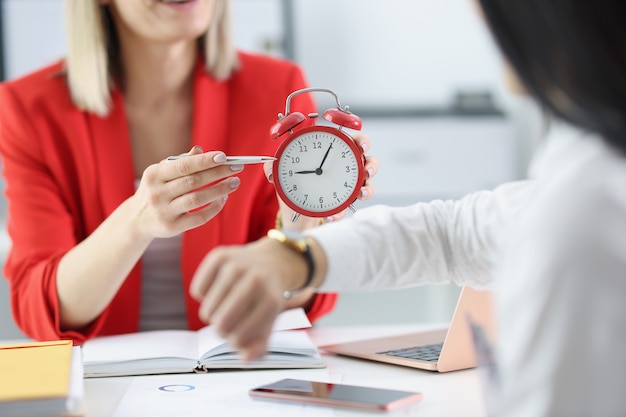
[83,324,487,417]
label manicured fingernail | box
[229,164,244,171]
[367,168,374,178]
[267,170,273,182]
[191,145,203,152]
[361,143,369,153]
[360,188,369,199]
[325,216,334,223]
[213,153,226,163]
[222,195,228,203]
[229,177,241,188]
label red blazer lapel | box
[87,90,136,218]
[183,64,230,328]
[85,90,141,334]
[190,61,229,151]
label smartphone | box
[249,378,423,411]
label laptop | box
[319,286,495,372]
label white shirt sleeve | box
[306,179,532,292]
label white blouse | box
[306,120,626,417]
[139,234,187,331]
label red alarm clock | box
[270,88,365,223]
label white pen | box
[166,155,276,165]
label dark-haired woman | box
[189,1,626,416]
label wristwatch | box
[267,228,316,299]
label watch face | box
[274,125,364,216]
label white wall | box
[2,0,65,80]
[292,0,506,110]
[0,0,535,338]
[0,232,14,339]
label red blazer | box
[0,52,337,343]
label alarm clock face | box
[274,125,364,217]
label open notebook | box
[82,308,324,377]
[320,286,494,372]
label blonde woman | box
[0,0,377,343]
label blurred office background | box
[0,0,543,339]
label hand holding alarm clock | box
[269,88,370,223]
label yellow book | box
[0,340,83,417]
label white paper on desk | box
[67,346,84,415]
[193,308,313,359]
[111,369,340,417]
[272,307,312,331]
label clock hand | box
[292,143,335,175]
[317,143,333,172]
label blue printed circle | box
[158,384,196,392]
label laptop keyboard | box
[377,342,443,362]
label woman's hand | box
[351,132,379,206]
[266,133,379,229]
[129,146,244,241]
[190,236,322,361]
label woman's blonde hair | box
[64,0,238,116]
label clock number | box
[292,185,298,191]
[304,194,308,202]
[333,192,338,199]
[291,156,300,164]
[344,181,349,188]
[345,165,351,173]
[341,151,347,159]
[299,145,308,152]
[288,170,293,177]
[313,142,322,149]
[319,196,324,204]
